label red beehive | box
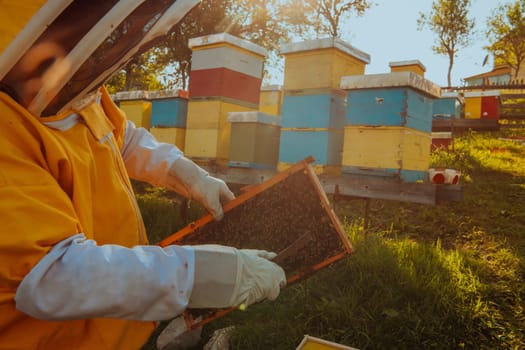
[481,91,500,119]
[159,157,352,330]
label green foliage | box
[486,0,525,79]
[418,0,475,87]
[132,180,205,244]
[280,0,373,38]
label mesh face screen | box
[43,0,175,115]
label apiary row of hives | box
[113,33,502,183]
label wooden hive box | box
[389,59,426,77]
[281,37,370,90]
[480,90,500,119]
[280,88,347,129]
[115,91,151,130]
[150,127,186,152]
[149,90,188,128]
[278,129,344,175]
[159,158,353,330]
[188,33,266,105]
[185,98,255,163]
[259,85,283,116]
[464,91,483,119]
[227,111,281,170]
[433,91,462,119]
[431,131,453,151]
[342,126,431,183]
[341,71,440,133]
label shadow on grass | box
[198,232,523,349]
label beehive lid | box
[148,89,189,100]
[340,71,441,98]
[188,32,267,57]
[280,37,371,64]
[463,90,500,98]
[160,157,352,328]
[227,111,282,126]
[440,91,460,98]
[389,59,426,72]
[114,90,149,101]
[261,84,282,92]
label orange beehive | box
[159,157,352,329]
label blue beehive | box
[279,129,343,166]
[150,90,189,128]
[433,91,462,119]
[278,88,346,174]
[280,89,347,129]
[342,71,440,133]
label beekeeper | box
[0,1,286,349]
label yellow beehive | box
[115,91,151,130]
[259,85,282,116]
[389,59,426,77]
[342,126,431,182]
[296,335,359,350]
[185,98,255,162]
[281,37,370,90]
[464,92,482,119]
[150,127,186,152]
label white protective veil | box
[0,0,200,117]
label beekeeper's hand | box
[167,156,234,220]
[189,245,286,309]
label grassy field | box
[138,128,524,350]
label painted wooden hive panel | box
[390,65,425,77]
[191,46,264,78]
[189,68,262,105]
[283,50,366,90]
[259,87,282,116]
[150,127,186,152]
[186,99,254,129]
[119,100,151,130]
[433,97,461,119]
[160,160,352,328]
[346,88,433,132]
[281,89,347,129]
[342,126,431,183]
[464,96,482,119]
[185,99,255,162]
[150,98,188,128]
[481,96,499,119]
[184,129,220,159]
[228,112,281,169]
[279,129,344,166]
[431,131,453,151]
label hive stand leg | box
[363,198,371,232]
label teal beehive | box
[150,90,189,128]
[433,91,462,119]
[341,71,440,133]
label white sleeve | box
[14,234,195,322]
[120,120,184,187]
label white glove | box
[167,156,235,220]
[188,245,286,309]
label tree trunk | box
[447,53,454,87]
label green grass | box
[138,128,525,349]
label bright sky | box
[269,0,515,88]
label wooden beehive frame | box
[159,157,353,329]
